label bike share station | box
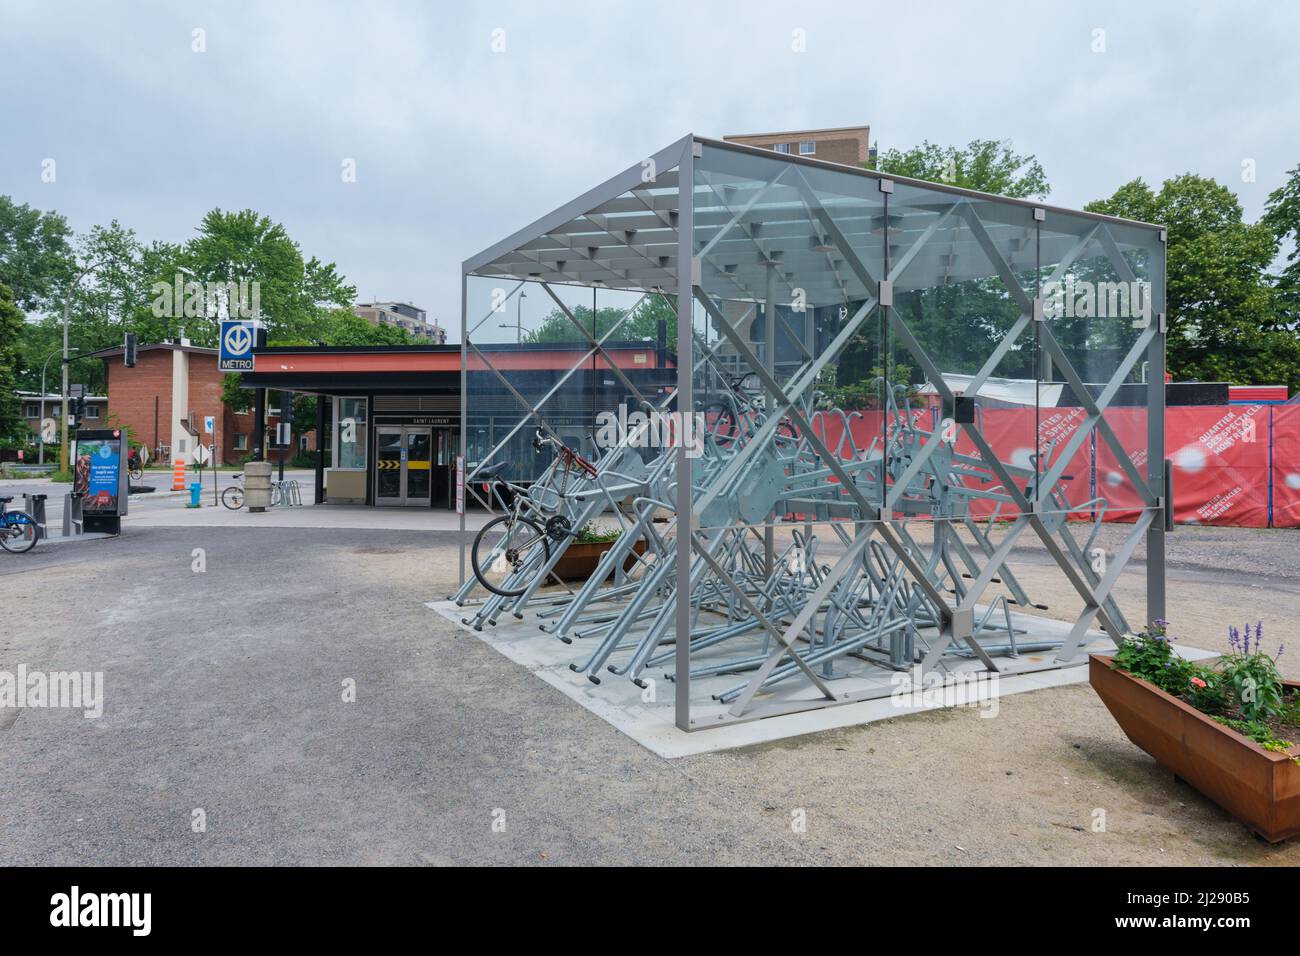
[429,134,1184,756]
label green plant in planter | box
[1183,669,1230,715]
[1222,622,1284,722]
[1212,716,1295,755]
[1111,621,1195,695]
[576,523,621,544]
[1113,620,1298,761]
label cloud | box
[2,0,1297,333]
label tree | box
[1263,162,1300,322]
[872,139,1049,199]
[1087,175,1296,389]
[523,295,677,348]
[0,283,25,444]
[0,195,73,310]
[183,209,356,344]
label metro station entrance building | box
[240,342,673,508]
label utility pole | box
[59,261,100,474]
[40,346,75,466]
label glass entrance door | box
[374,426,433,506]
[375,427,404,504]
[404,429,432,505]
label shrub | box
[1220,621,1284,722]
[576,523,621,544]
[1112,620,1293,755]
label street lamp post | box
[39,346,77,465]
[59,260,101,474]
[498,290,525,344]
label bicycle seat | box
[475,461,510,481]
[0,496,11,504]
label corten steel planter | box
[1090,654,1300,842]
[551,539,646,582]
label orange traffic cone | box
[171,459,187,491]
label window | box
[798,141,816,155]
[334,397,368,469]
[23,404,40,418]
[772,143,791,154]
[234,433,249,451]
[84,405,101,419]
[298,434,309,451]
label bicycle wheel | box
[270,483,282,507]
[703,402,737,445]
[472,515,551,597]
[0,514,37,554]
[128,464,143,482]
[221,486,244,510]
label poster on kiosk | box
[72,428,128,533]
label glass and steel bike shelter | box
[457,134,1168,733]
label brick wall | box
[105,347,317,466]
[724,127,871,167]
[105,349,173,457]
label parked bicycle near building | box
[221,473,283,510]
[470,429,599,596]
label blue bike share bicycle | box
[0,496,39,554]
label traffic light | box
[124,332,137,368]
[70,395,85,428]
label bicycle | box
[700,371,798,446]
[470,429,599,597]
[0,496,39,554]
[127,449,144,483]
[221,473,283,510]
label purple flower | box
[1228,625,1240,652]
[1278,643,1285,660]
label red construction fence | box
[809,404,1300,529]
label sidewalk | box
[124,499,487,532]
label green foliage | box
[872,139,1049,199]
[306,308,416,347]
[1264,162,1300,321]
[180,209,356,344]
[1087,175,1297,391]
[0,195,73,310]
[1221,622,1284,722]
[1213,716,1294,755]
[576,523,622,543]
[524,296,677,349]
[1111,621,1201,696]
[1184,669,1230,715]
[821,364,916,410]
[1115,620,1295,757]
[0,283,26,443]
[221,373,253,413]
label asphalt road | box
[2,523,1298,865]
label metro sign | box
[219,320,257,371]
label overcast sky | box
[3,0,1297,336]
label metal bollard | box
[23,493,47,541]
[62,493,84,536]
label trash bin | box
[189,482,203,508]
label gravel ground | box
[1,521,1297,865]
